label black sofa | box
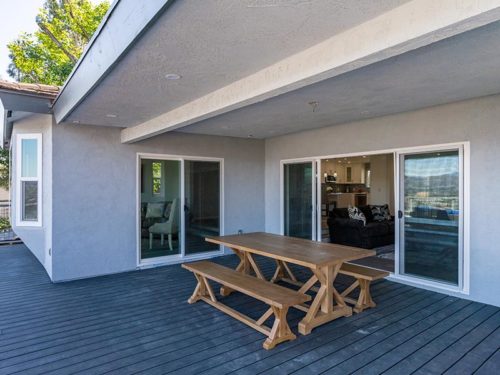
[327,206,395,249]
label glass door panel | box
[184,161,221,254]
[140,159,181,259]
[284,162,314,239]
[400,150,461,285]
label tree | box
[7,0,110,86]
[0,147,9,190]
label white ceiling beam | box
[121,0,500,143]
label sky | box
[0,0,45,81]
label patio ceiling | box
[56,0,500,141]
[179,21,500,139]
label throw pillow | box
[145,202,164,218]
[371,204,391,221]
[359,205,374,223]
[348,206,366,226]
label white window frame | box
[16,133,42,227]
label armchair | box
[149,198,179,250]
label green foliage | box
[7,0,110,85]
[152,162,162,194]
[0,147,9,191]
[0,218,10,231]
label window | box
[16,134,42,226]
[152,161,162,195]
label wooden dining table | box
[206,232,375,335]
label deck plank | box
[0,245,498,375]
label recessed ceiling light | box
[165,73,182,80]
[106,114,117,118]
[308,101,319,113]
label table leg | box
[220,248,266,296]
[220,248,245,296]
[271,259,299,285]
[298,264,352,335]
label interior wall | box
[51,126,265,281]
[11,114,53,279]
[369,154,395,213]
[265,94,500,307]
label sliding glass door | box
[283,161,317,240]
[140,159,181,259]
[139,156,222,262]
[398,149,462,285]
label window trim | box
[16,133,42,227]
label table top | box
[206,232,375,269]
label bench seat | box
[182,261,310,349]
[339,262,389,313]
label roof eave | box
[52,0,177,124]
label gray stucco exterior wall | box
[50,125,265,281]
[11,114,53,278]
[10,94,500,308]
[265,94,500,307]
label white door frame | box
[279,141,470,295]
[394,142,469,294]
[136,153,225,268]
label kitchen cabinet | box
[322,161,346,182]
[345,163,365,183]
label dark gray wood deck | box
[1,245,499,375]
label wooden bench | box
[339,263,389,313]
[182,261,311,350]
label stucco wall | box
[265,94,500,307]
[11,114,53,278]
[51,125,265,281]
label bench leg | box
[188,274,216,304]
[263,306,296,350]
[341,278,376,313]
[353,279,376,313]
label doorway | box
[321,153,395,273]
[138,154,223,264]
[281,143,467,291]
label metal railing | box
[0,202,10,219]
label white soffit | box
[62,0,500,142]
[179,21,500,138]
[66,0,412,126]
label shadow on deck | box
[0,245,498,374]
